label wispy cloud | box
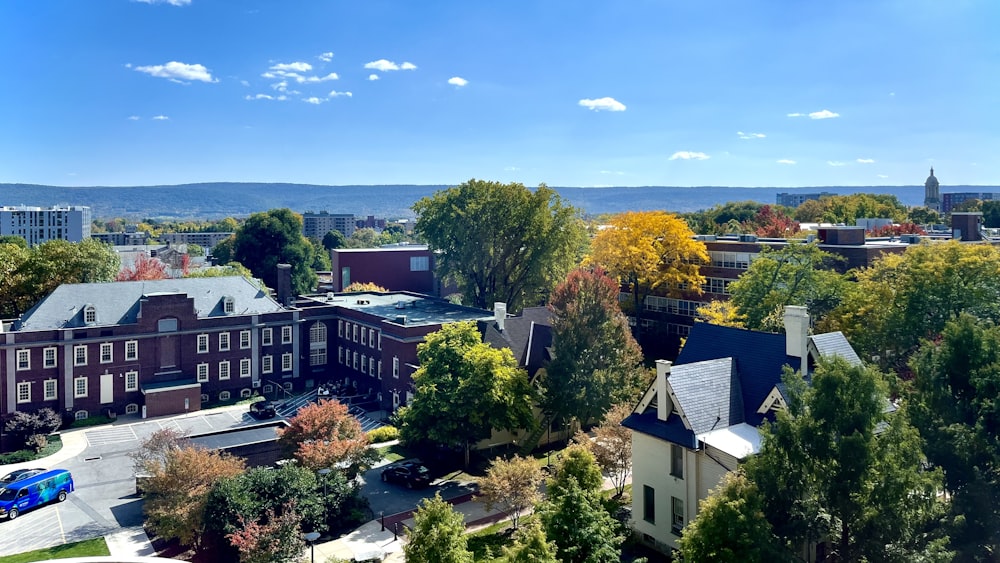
[777,159,796,165]
[364,59,417,72]
[328,90,352,98]
[809,109,840,119]
[669,151,710,161]
[827,160,847,167]
[245,93,286,101]
[448,76,468,87]
[134,61,217,83]
[600,170,625,175]
[302,97,326,105]
[318,52,334,62]
[240,79,250,87]
[737,131,766,139]
[127,115,140,121]
[578,97,626,112]
[133,0,191,5]
[368,74,379,81]
[270,62,312,73]
[786,112,804,117]
[877,174,889,179]
[504,166,520,172]
[152,115,169,120]
[856,158,875,164]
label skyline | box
[2,1,998,188]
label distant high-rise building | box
[0,205,91,246]
[302,211,356,240]
[776,192,835,207]
[924,167,941,212]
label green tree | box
[539,477,622,563]
[501,520,559,563]
[547,444,604,498]
[820,193,908,224]
[747,357,947,562]
[413,179,586,311]
[678,471,787,563]
[542,268,645,427]
[910,314,1000,561]
[477,455,543,530]
[344,227,381,249]
[907,206,942,226]
[211,234,236,264]
[574,402,634,497]
[982,201,1000,228]
[728,242,846,331]
[404,493,473,563]
[232,208,318,294]
[322,229,346,250]
[0,235,27,248]
[588,210,707,338]
[184,262,259,284]
[683,201,766,235]
[186,243,204,257]
[398,321,536,466]
[226,503,304,563]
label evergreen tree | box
[539,478,622,563]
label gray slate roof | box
[809,331,862,366]
[670,358,742,436]
[17,277,281,330]
[479,306,553,376]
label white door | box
[100,373,114,404]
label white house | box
[623,306,862,555]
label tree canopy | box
[404,493,474,563]
[322,229,346,250]
[277,398,376,474]
[539,454,623,563]
[232,208,318,295]
[542,268,645,426]
[398,321,536,465]
[477,455,543,530]
[413,179,586,311]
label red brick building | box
[330,245,438,294]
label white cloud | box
[270,62,312,73]
[877,174,889,179]
[318,52,334,62]
[134,61,217,83]
[245,93,286,101]
[448,76,468,87]
[364,59,418,72]
[240,79,250,87]
[128,115,140,121]
[737,131,766,139]
[827,160,847,167]
[777,159,796,165]
[302,72,339,83]
[809,109,840,119]
[133,0,191,5]
[786,112,804,117]
[600,170,625,175]
[152,115,169,120]
[368,74,379,81]
[302,97,326,105]
[578,97,626,112]
[856,158,875,164]
[669,151,710,161]
[328,90,352,98]
[504,166,520,172]
[400,62,417,70]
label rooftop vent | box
[394,315,407,324]
[738,234,758,243]
[695,234,717,241]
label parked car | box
[0,469,74,520]
[0,469,46,486]
[249,400,277,419]
[380,461,432,489]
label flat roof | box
[698,423,762,459]
[302,292,492,327]
[189,422,286,451]
[333,245,428,253]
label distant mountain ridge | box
[3,182,996,219]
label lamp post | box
[303,531,321,563]
[317,468,332,530]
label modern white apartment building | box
[0,205,91,246]
[302,211,356,240]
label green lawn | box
[0,537,110,562]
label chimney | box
[783,305,810,374]
[494,302,507,332]
[656,360,672,421]
[275,263,293,307]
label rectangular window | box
[74,345,88,366]
[671,497,685,535]
[670,444,684,479]
[281,352,293,372]
[409,255,429,271]
[125,371,139,392]
[338,346,344,364]
[392,356,399,379]
[100,342,113,364]
[240,330,251,350]
[377,360,382,379]
[281,326,292,344]
[17,382,31,403]
[44,347,57,368]
[44,379,58,400]
[262,328,273,346]
[361,355,367,372]
[240,358,251,378]
[361,327,367,346]
[197,363,209,382]
[125,340,138,361]
[338,320,344,337]
[219,360,231,380]
[369,356,375,377]
[219,332,230,352]
[16,349,30,371]
[369,329,375,348]
[353,324,358,343]
[378,332,381,350]
[197,334,209,353]
[310,348,327,366]
[643,485,656,524]
[353,351,359,370]
[74,376,88,398]
[262,355,273,374]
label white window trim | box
[240,330,251,350]
[219,360,231,380]
[262,355,273,374]
[17,382,31,404]
[219,332,230,352]
[262,327,273,346]
[124,340,138,361]
[281,352,293,372]
[281,326,292,344]
[197,334,209,353]
[74,345,88,367]
[43,347,58,369]
[16,349,30,371]
[240,358,251,378]
[74,376,88,398]
[44,379,58,401]
[125,370,139,392]
[197,363,209,382]
[100,342,113,364]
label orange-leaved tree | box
[116,253,168,281]
[277,399,376,474]
[343,281,389,293]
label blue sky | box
[2,1,998,188]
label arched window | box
[200,394,209,403]
[283,382,293,391]
[240,388,252,398]
[219,391,231,401]
[263,384,274,394]
[125,403,139,415]
[309,322,327,366]
[84,304,97,325]
[75,410,89,421]
[223,296,235,314]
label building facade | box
[303,212,356,240]
[158,231,235,250]
[0,205,92,246]
[775,192,834,207]
[330,245,437,294]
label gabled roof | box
[479,306,553,376]
[622,410,697,449]
[16,277,281,330]
[809,331,862,366]
[669,358,742,436]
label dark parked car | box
[249,400,277,419]
[380,461,432,489]
[0,469,46,486]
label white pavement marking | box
[85,425,138,446]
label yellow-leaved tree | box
[587,210,708,338]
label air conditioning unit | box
[738,234,758,243]
[252,380,261,388]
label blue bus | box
[0,469,74,520]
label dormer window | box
[83,304,97,325]
[223,296,235,314]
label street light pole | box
[317,468,332,531]
[302,531,321,563]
